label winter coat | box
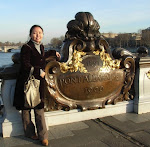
[13,40,56,110]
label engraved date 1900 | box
[84,86,104,94]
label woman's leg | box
[34,108,48,141]
[22,109,36,137]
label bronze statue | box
[44,12,135,111]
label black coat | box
[13,40,56,110]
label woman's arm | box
[45,50,61,61]
[45,50,56,58]
[21,45,32,72]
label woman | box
[13,25,60,146]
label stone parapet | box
[134,57,150,114]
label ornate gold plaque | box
[44,12,135,111]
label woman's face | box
[30,27,43,43]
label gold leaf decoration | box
[59,50,87,73]
[146,70,150,79]
[93,46,121,71]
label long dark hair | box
[29,25,44,35]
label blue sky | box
[0,0,150,44]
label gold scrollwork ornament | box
[146,70,150,79]
[93,45,121,71]
[59,50,87,73]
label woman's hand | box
[40,71,46,78]
[56,52,61,61]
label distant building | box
[101,32,142,48]
[141,27,150,47]
[131,33,141,41]
[101,33,118,38]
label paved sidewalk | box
[1,112,150,147]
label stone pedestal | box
[44,100,133,127]
[134,57,150,114]
[1,79,23,137]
